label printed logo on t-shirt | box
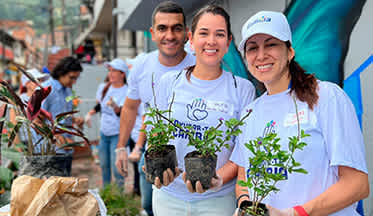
[172,119,210,141]
[186,98,208,121]
[247,120,288,180]
[186,98,233,121]
[284,109,308,127]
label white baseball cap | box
[104,58,129,76]
[238,11,292,52]
[21,68,49,86]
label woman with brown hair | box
[150,4,256,216]
[85,58,129,186]
[231,11,369,216]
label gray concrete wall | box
[224,0,288,47]
[344,1,373,214]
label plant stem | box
[217,109,253,149]
[168,92,175,121]
[292,95,300,139]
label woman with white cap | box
[231,11,369,216]
[85,58,129,186]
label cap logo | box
[247,16,272,30]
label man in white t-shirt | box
[114,2,195,215]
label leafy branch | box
[237,95,310,215]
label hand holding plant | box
[183,109,253,191]
[142,74,179,185]
[237,96,309,216]
[185,109,252,158]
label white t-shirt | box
[155,69,256,202]
[95,83,106,102]
[130,103,144,142]
[230,81,367,215]
[126,50,195,143]
[127,50,195,104]
[96,84,128,136]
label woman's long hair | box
[101,72,127,100]
[287,41,319,110]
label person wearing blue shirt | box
[42,56,84,174]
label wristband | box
[115,147,126,153]
[133,146,143,153]
[235,194,250,208]
[293,205,309,216]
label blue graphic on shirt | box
[186,98,208,121]
[247,120,288,180]
[173,119,210,141]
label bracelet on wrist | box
[236,194,250,208]
[293,205,309,216]
[115,147,126,153]
[134,146,142,153]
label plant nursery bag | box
[10,175,99,216]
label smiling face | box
[150,12,187,59]
[108,66,125,85]
[244,34,294,94]
[189,13,232,68]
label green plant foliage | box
[237,97,309,215]
[0,167,13,191]
[0,166,13,207]
[142,74,177,154]
[185,109,253,157]
[1,147,22,170]
[142,105,176,154]
[99,184,140,216]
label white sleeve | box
[126,58,144,100]
[153,72,174,111]
[118,86,128,106]
[236,77,256,113]
[144,72,174,131]
[95,83,105,102]
[230,112,251,167]
[317,83,367,173]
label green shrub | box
[99,184,140,216]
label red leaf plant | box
[0,63,89,155]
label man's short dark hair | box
[151,1,186,27]
[51,56,82,79]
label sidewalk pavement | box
[71,153,136,193]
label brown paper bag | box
[10,175,99,216]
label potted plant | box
[0,65,89,178]
[183,109,253,190]
[142,75,178,184]
[237,98,309,216]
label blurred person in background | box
[9,68,49,149]
[42,56,84,175]
[85,58,129,186]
